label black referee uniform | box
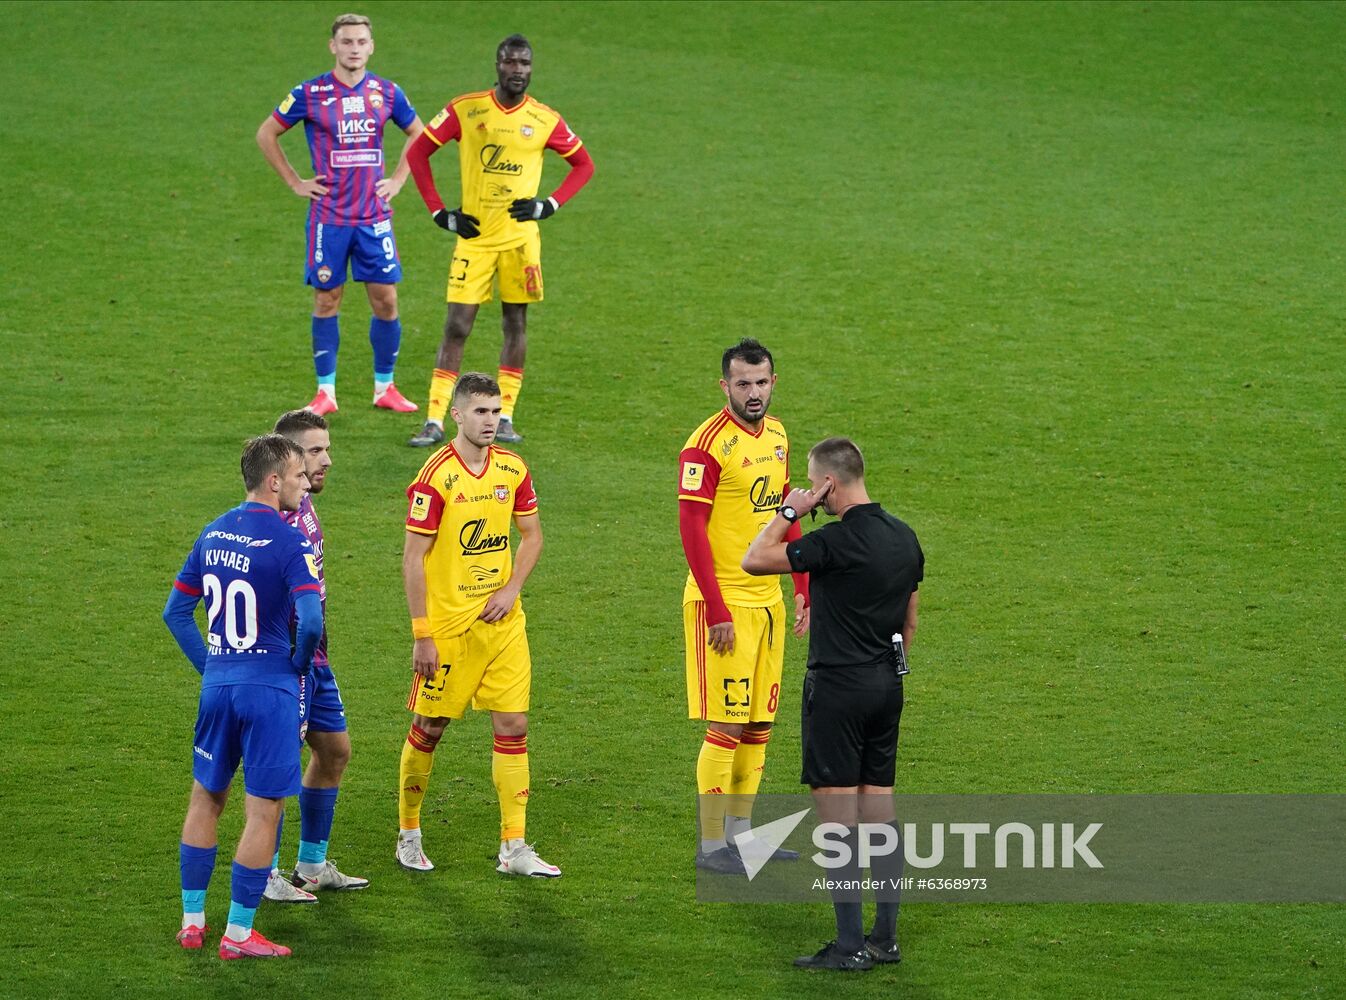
[785,503,923,789]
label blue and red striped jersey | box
[282,493,328,667]
[273,71,416,226]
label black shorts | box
[800,666,903,788]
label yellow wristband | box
[412,617,433,640]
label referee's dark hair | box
[498,33,532,58]
[721,337,774,378]
[809,436,865,483]
[241,434,303,492]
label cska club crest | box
[369,91,384,109]
[494,485,510,503]
[316,265,333,283]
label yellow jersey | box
[405,444,538,637]
[422,90,584,251]
[679,409,792,608]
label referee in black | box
[743,436,923,972]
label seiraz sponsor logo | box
[749,476,784,512]
[459,518,509,555]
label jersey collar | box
[449,443,492,480]
[489,91,531,115]
[328,70,369,93]
[239,501,284,519]
[722,406,766,438]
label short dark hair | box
[809,437,865,484]
[497,34,531,59]
[452,372,501,406]
[273,409,328,439]
[241,434,303,492]
[721,337,774,378]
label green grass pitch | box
[3,1,1343,996]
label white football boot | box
[263,868,317,903]
[291,859,369,891]
[395,833,434,872]
[496,842,561,878]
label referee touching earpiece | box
[742,436,924,973]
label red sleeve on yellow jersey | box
[406,481,445,534]
[677,447,721,503]
[545,114,583,157]
[424,104,463,146]
[515,472,538,514]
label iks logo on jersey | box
[459,518,509,555]
[749,476,784,513]
[493,485,510,504]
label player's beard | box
[729,391,771,427]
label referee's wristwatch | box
[778,504,799,523]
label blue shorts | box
[305,218,402,288]
[192,684,303,799]
[301,664,348,735]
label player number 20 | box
[203,573,259,650]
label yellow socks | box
[492,733,530,841]
[427,368,458,426]
[696,729,740,847]
[399,723,441,831]
[730,727,769,798]
[497,367,523,422]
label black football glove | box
[432,208,481,238]
[508,196,558,222]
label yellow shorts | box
[406,610,531,719]
[446,231,543,304]
[684,600,785,723]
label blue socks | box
[298,786,339,865]
[370,316,401,389]
[179,843,217,919]
[271,808,284,871]
[225,861,271,938]
[312,314,401,393]
[312,315,339,393]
